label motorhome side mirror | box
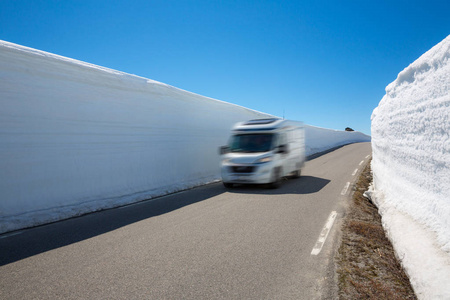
[219,146,230,155]
[277,144,288,154]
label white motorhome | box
[219,118,305,188]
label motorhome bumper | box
[221,164,273,184]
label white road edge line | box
[352,169,358,176]
[341,182,350,195]
[311,211,338,256]
[0,231,22,239]
[117,190,190,209]
[359,160,364,166]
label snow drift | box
[0,40,369,234]
[371,35,450,299]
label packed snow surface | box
[371,35,450,299]
[0,40,369,233]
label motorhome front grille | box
[230,166,255,173]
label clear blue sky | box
[1,0,449,135]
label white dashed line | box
[359,160,364,166]
[341,182,350,195]
[352,169,358,176]
[311,211,337,255]
[365,155,370,159]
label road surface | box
[0,142,371,299]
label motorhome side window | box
[229,134,274,153]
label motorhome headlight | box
[255,156,273,164]
[222,158,231,164]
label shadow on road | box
[0,183,226,266]
[225,175,331,195]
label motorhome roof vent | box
[244,118,280,125]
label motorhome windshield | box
[229,134,274,153]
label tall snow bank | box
[0,41,271,233]
[304,125,370,156]
[0,41,370,234]
[371,35,450,299]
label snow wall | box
[371,35,450,298]
[304,124,370,156]
[0,40,370,234]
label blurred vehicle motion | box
[219,118,305,188]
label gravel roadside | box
[336,161,417,299]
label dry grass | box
[336,161,417,299]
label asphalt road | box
[0,142,371,299]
